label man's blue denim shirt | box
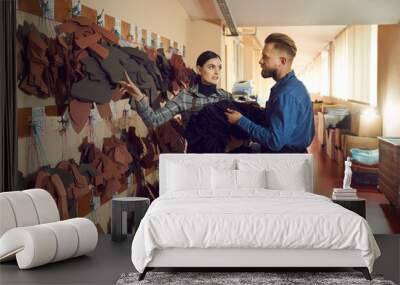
[237,71,315,152]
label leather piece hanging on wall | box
[56,160,91,200]
[120,127,144,177]
[155,119,186,153]
[169,53,196,95]
[69,99,92,134]
[54,0,72,23]
[96,103,112,120]
[80,5,97,24]
[78,137,132,205]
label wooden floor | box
[309,138,400,234]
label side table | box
[111,197,150,242]
[332,198,366,218]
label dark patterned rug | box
[116,271,395,285]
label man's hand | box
[225,108,242,124]
[118,71,144,101]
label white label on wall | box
[137,26,142,49]
[110,101,117,119]
[146,30,152,47]
[71,0,81,16]
[43,0,55,20]
[130,24,135,45]
[32,107,45,134]
[97,9,105,27]
[91,105,101,124]
[43,116,61,133]
[156,34,162,49]
[115,18,121,39]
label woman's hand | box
[118,71,144,101]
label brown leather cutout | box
[96,103,112,120]
[80,5,97,24]
[54,0,72,23]
[69,99,92,134]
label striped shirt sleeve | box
[134,91,190,128]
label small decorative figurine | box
[343,157,352,189]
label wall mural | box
[16,0,264,234]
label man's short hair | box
[264,33,297,59]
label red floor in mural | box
[309,138,400,234]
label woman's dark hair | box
[196,50,221,67]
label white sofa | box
[0,189,98,269]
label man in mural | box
[225,33,315,153]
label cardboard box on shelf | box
[313,102,323,114]
[314,114,318,131]
[326,128,336,159]
[334,128,352,150]
[351,112,382,137]
[318,112,350,148]
[317,112,325,146]
[337,148,345,173]
[342,134,379,158]
[321,104,347,113]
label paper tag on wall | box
[137,26,143,49]
[71,0,81,16]
[110,101,117,119]
[92,195,100,210]
[156,34,162,49]
[129,24,136,45]
[146,30,152,47]
[115,18,121,39]
[43,0,55,20]
[43,116,62,133]
[32,107,45,134]
[97,9,105,27]
[90,105,101,124]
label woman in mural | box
[118,50,232,131]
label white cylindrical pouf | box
[23,189,60,223]
[1,192,39,227]
[0,226,57,269]
[42,221,79,263]
[0,196,17,237]
[66,218,98,257]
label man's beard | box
[261,68,277,79]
